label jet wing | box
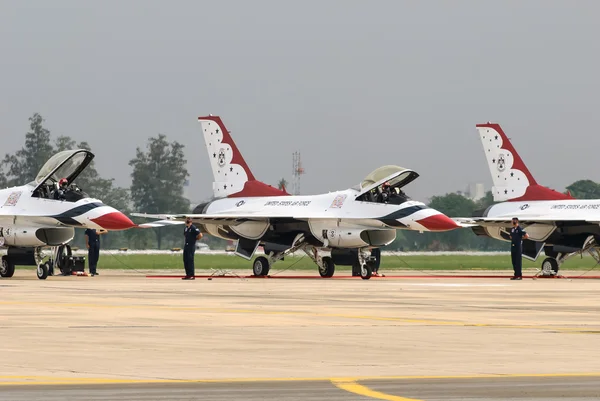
[131,212,286,228]
[131,212,386,228]
[455,214,600,227]
[450,218,478,227]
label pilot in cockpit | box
[378,182,393,203]
[53,178,68,200]
[376,182,409,204]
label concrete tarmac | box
[2,268,600,399]
[2,376,600,400]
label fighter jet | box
[458,122,600,276]
[0,149,136,279]
[133,115,460,279]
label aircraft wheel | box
[542,257,559,275]
[319,256,335,278]
[253,256,270,276]
[37,263,49,280]
[360,262,373,280]
[351,262,361,277]
[0,256,15,278]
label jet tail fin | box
[198,115,290,198]
[476,123,573,202]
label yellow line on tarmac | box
[332,379,422,401]
[2,372,600,387]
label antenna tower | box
[292,151,305,195]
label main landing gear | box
[0,244,76,280]
[252,256,271,276]
[536,236,600,278]
[0,247,49,280]
[251,236,374,280]
[540,257,560,277]
[0,256,15,278]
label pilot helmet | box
[59,178,68,188]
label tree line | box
[3,113,599,251]
[0,113,198,250]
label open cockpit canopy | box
[31,149,94,201]
[354,165,419,204]
[34,149,94,186]
[359,165,419,193]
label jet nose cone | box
[416,213,460,232]
[91,211,136,230]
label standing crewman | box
[85,228,107,276]
[510,217,529,280]
[371,248,383,277]
[182,217,202,280]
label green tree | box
[129,134,190,249]
[2,113,55,186]
[0,169,7,188]
[475,191,496,211]
[54,135,77,153]
[566,180,600,199]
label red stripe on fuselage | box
[227,180,289,198]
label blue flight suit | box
[183,224,201,278]
[510,225,527,277]
[85,228,100,275]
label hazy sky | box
[1,0,599,205]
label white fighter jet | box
[458,122,600,275]
[133,115,459,279]
[0,149,136,279]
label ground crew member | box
[85,228,106,276]
[182,217,202,280]
[510,217,529,280]
[371,248,383,277]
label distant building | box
[453,183,485,201]
[466,183,485,201]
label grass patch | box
[46,252,600,271]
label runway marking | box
[2,372,600,386]
[1,300,599,333]
[332,379,422,400]
[398,283,508,287]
